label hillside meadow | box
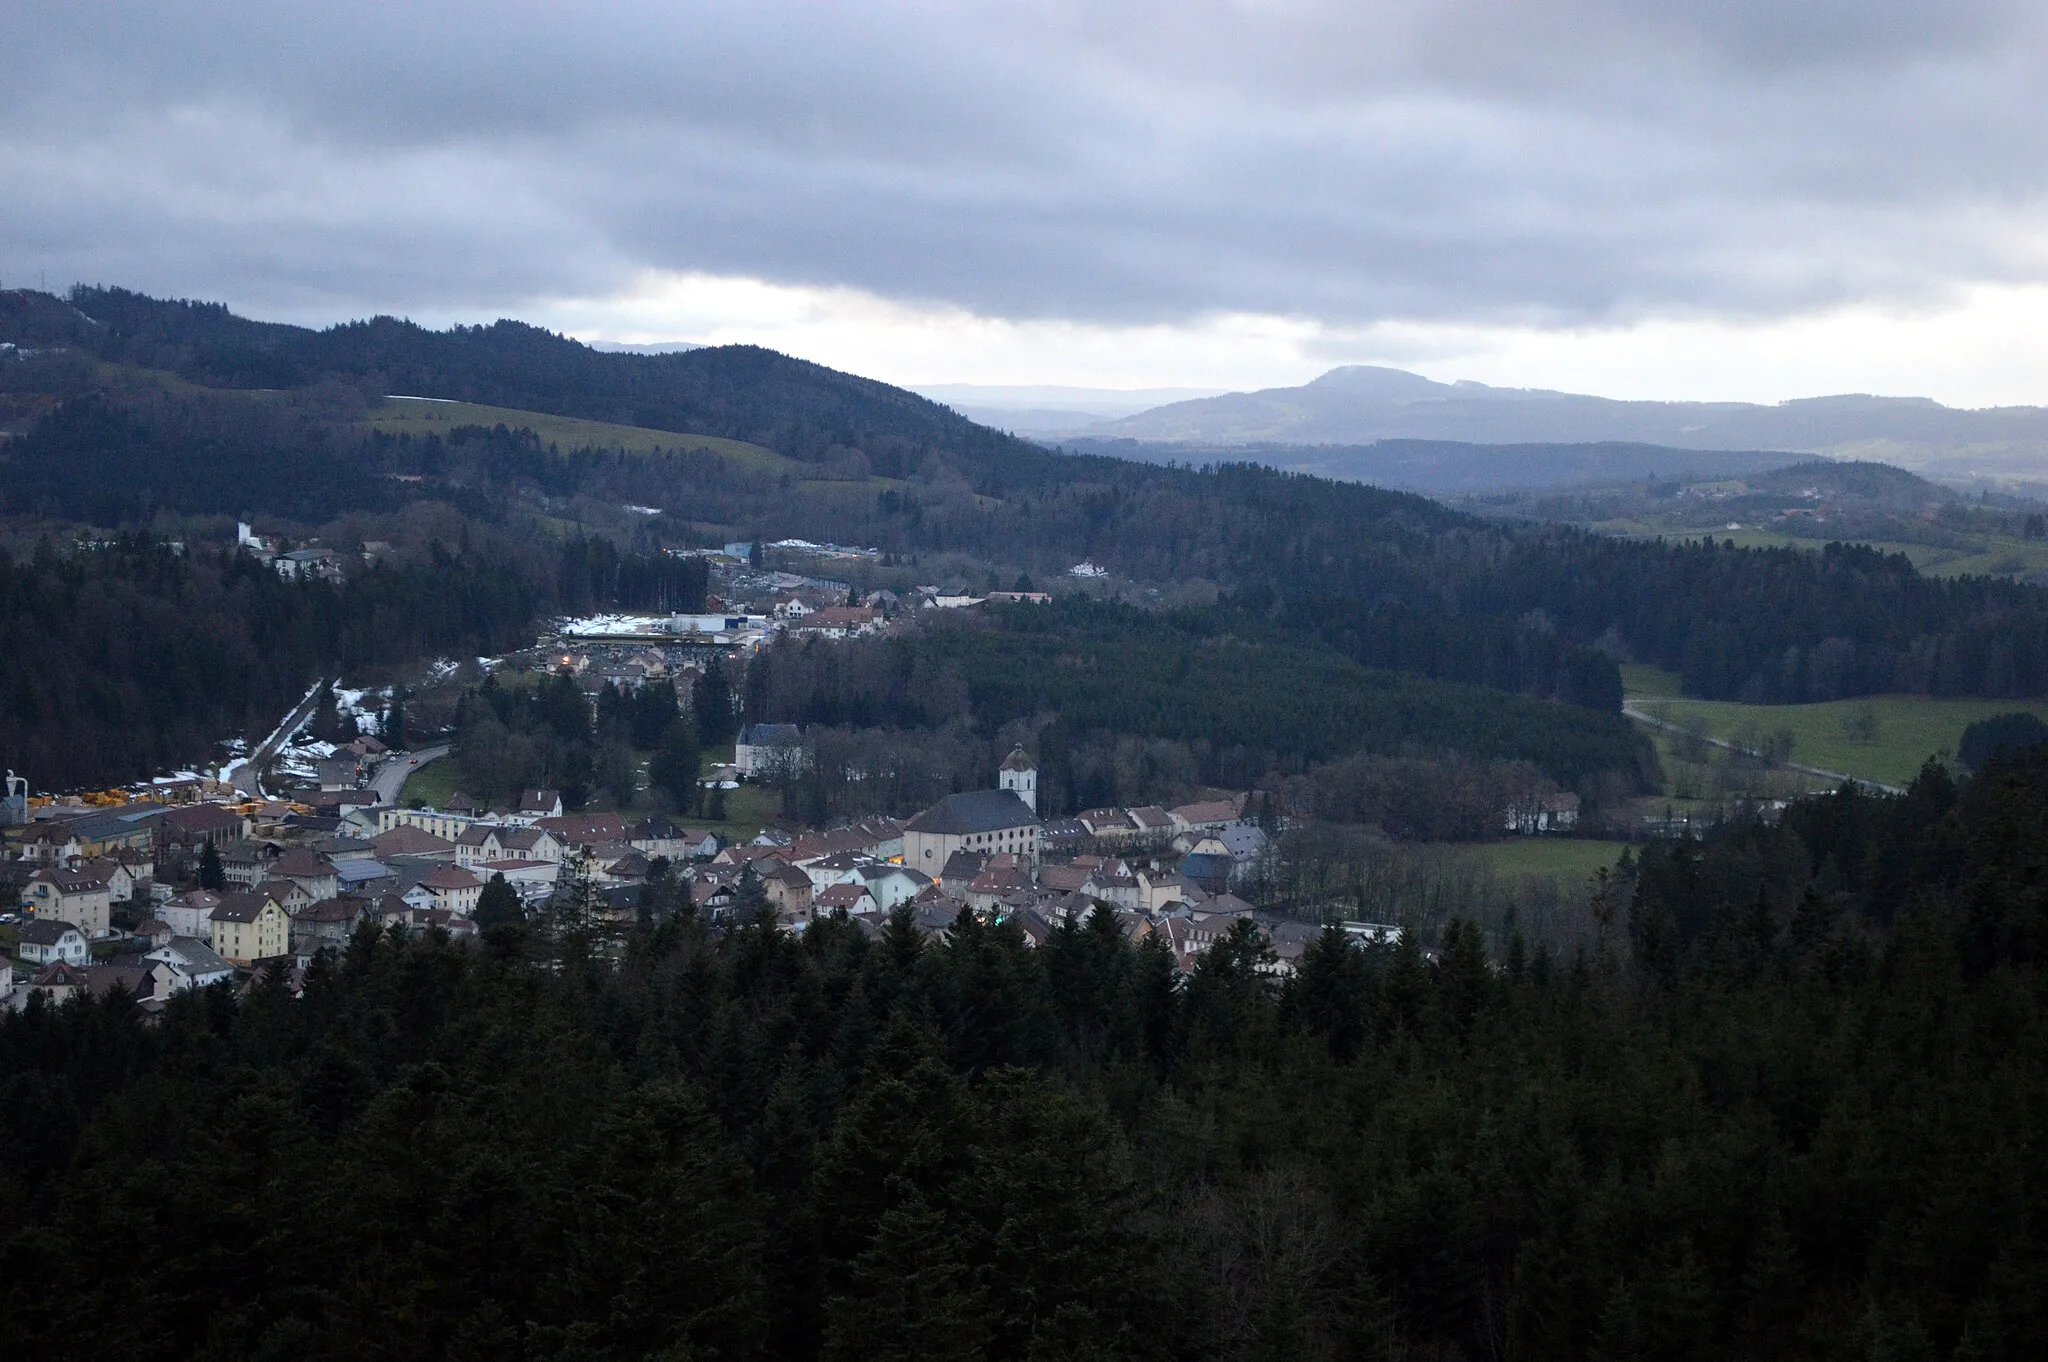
[1621,664,2048,786]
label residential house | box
[799,849,872,892]
[252,877,314,915]
[219,838,280,887]
[209,891,290,966]
[1038,817,1089,852]
[1128,806,1177,843]
[1216,823,1270,871]
[517,788,565,821]
[1263,919,1319,977]
[691,877,738,918]
[17,919,90,966]
[370,825,458,860]
[315,755,363,792]
[133,917,176,950]
[147,937,238,993]
[967,863,1035,915]
[293,896,370,953]
[1169,795,1249,834]
[761,863,815,917]
[1176,839,1236,896]
[1007,904,1055,947]
[902,789,1042,873]
[269,847,340,902]
[814,882,877,918]
[405,864,482,916]
[1074,809,1139,844]
[939,850,986,895]
[1081,865,1142,911]
[82,963,155,1004]
[18,822,83,865]
[535,813,630,851]
[1503,791,1582,835]
[275,546,344,581]
[735,724,810,778]
[629,820,718,861]
[455,823,564,868]
[25,868,113,937]
[26,960,89,1005]
[1203,892,1260,919]
[789,606,883,640]
[600,849,654,883]
[161,890,224,938]
[1138,871,1207,913]
[78,852,152,903]
[857,864,931,911]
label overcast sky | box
[6,1,2048,403]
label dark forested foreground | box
[8,754,2048,1359]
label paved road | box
[368,744,451,806]
[1622,705,1903,795]
[224,679,331,798]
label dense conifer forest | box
[0,526,708,791]
[5,751,2047,1359]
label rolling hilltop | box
[1078,363,2048,484]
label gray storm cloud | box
[3,0,2045,328]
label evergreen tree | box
[596,739,637,809]
[473,871,521,928]
[649,718,702,809]
[309,680,341,743]
[1285,922,1370,1060]
[197,839,225,890]
[694,663,737,749]
[382,690,409,748]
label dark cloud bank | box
[4,1,2046,335]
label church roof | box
[905,789,1041,836]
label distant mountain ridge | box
[1063,436,1810,496]
[1089,365,2048,482]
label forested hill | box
[11,285,2048,707]
[3,286,1051,487]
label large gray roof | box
[905,789,1041,836]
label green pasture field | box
[367,397,799,474]
[1623,666,2048,787]
[1447,838,1630,886]
[398,758,462,810]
